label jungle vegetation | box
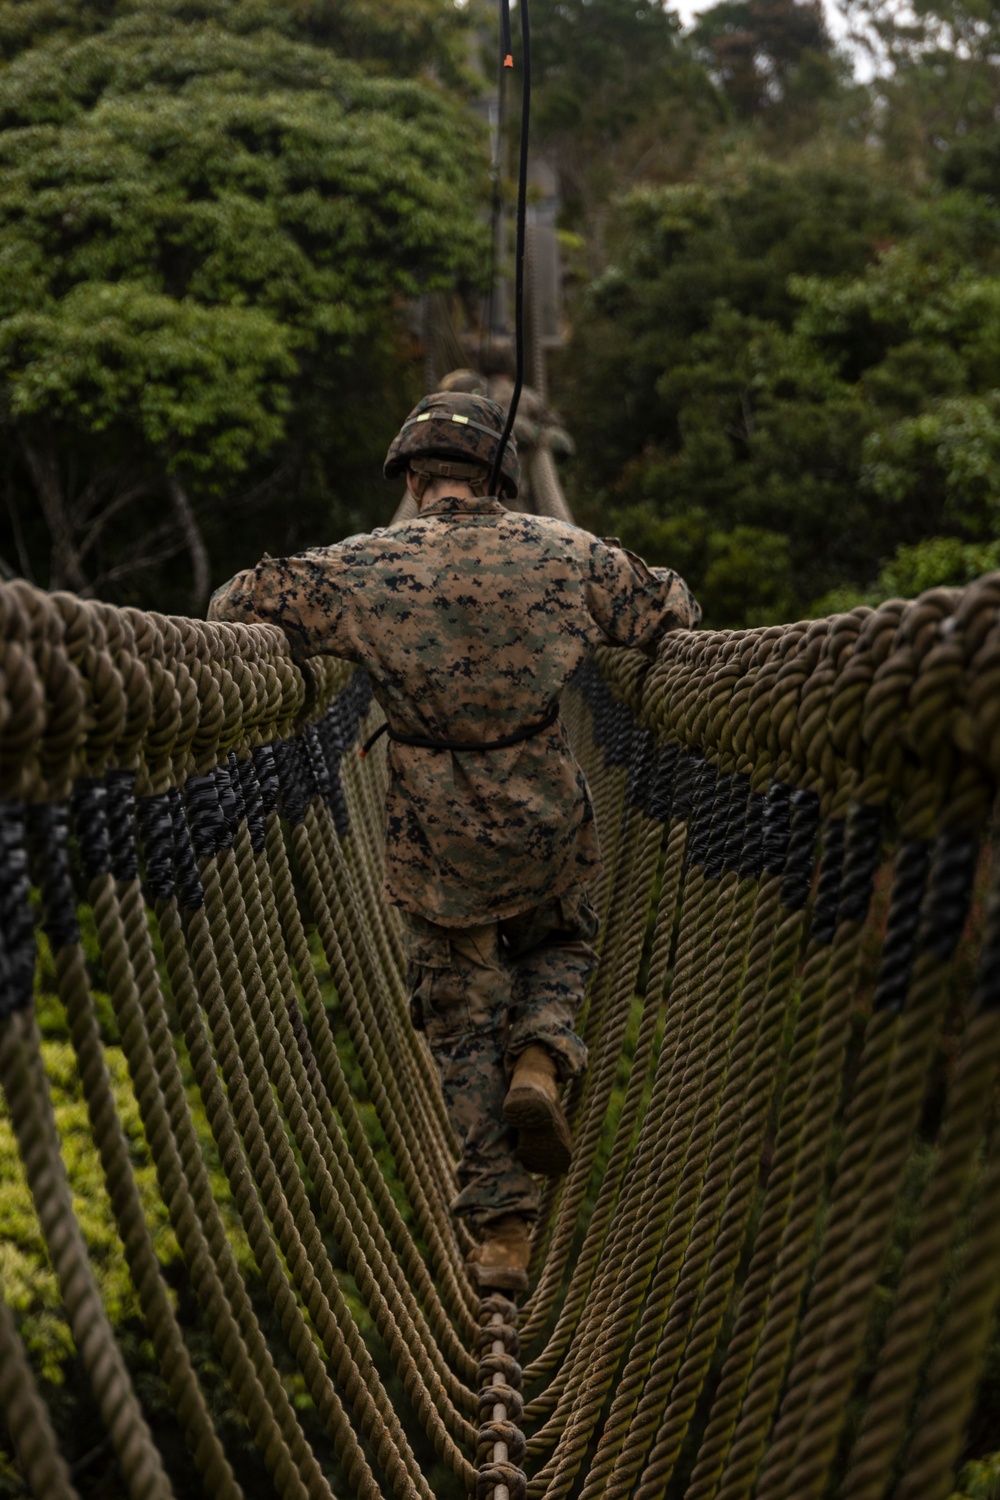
[3,0,1000,626]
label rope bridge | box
[1,574,999,1500]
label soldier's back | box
[331,498,594,742]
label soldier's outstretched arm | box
[583,535,701,650]
[207,549,354,662]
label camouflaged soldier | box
[208,390,701,1291]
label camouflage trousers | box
[404,887,599,1231]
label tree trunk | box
[169,477,211,615]
[20,436,86,591]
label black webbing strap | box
[359,699,560,758]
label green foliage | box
[1,1035,176,1384]
[842,0,1000,171]
[1,930,252,1396]
[558,157,1000,625]
[524,0,1000,630]
[813,536,1000,613]
[282,0,470,81]
[1,909,423,1495]
[524,0,722,254]
[0,4,488,606]
[530,0,686,136]
[866,395,1000,528]
[0,0,470,78]
[950,1452,1000,1500]
[942,126,1000,204]
[1,284,295,477]
[564,157,913,467]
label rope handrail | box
[1,572,998,1500]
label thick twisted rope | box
[3,575,1000,1500]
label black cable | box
[500,0,514,66]
[481,22,509,374]
[489,0,531,497]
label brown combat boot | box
[466,1214,532,1292]
[503,1044,573,1177]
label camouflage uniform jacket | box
[208,496,700,925]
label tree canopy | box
[0,2,486,606]
[691,0,837,118]
[0,0,471,76]
[521,0,720,260]
[557,153,1000,625]
[5,0,1000,632]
